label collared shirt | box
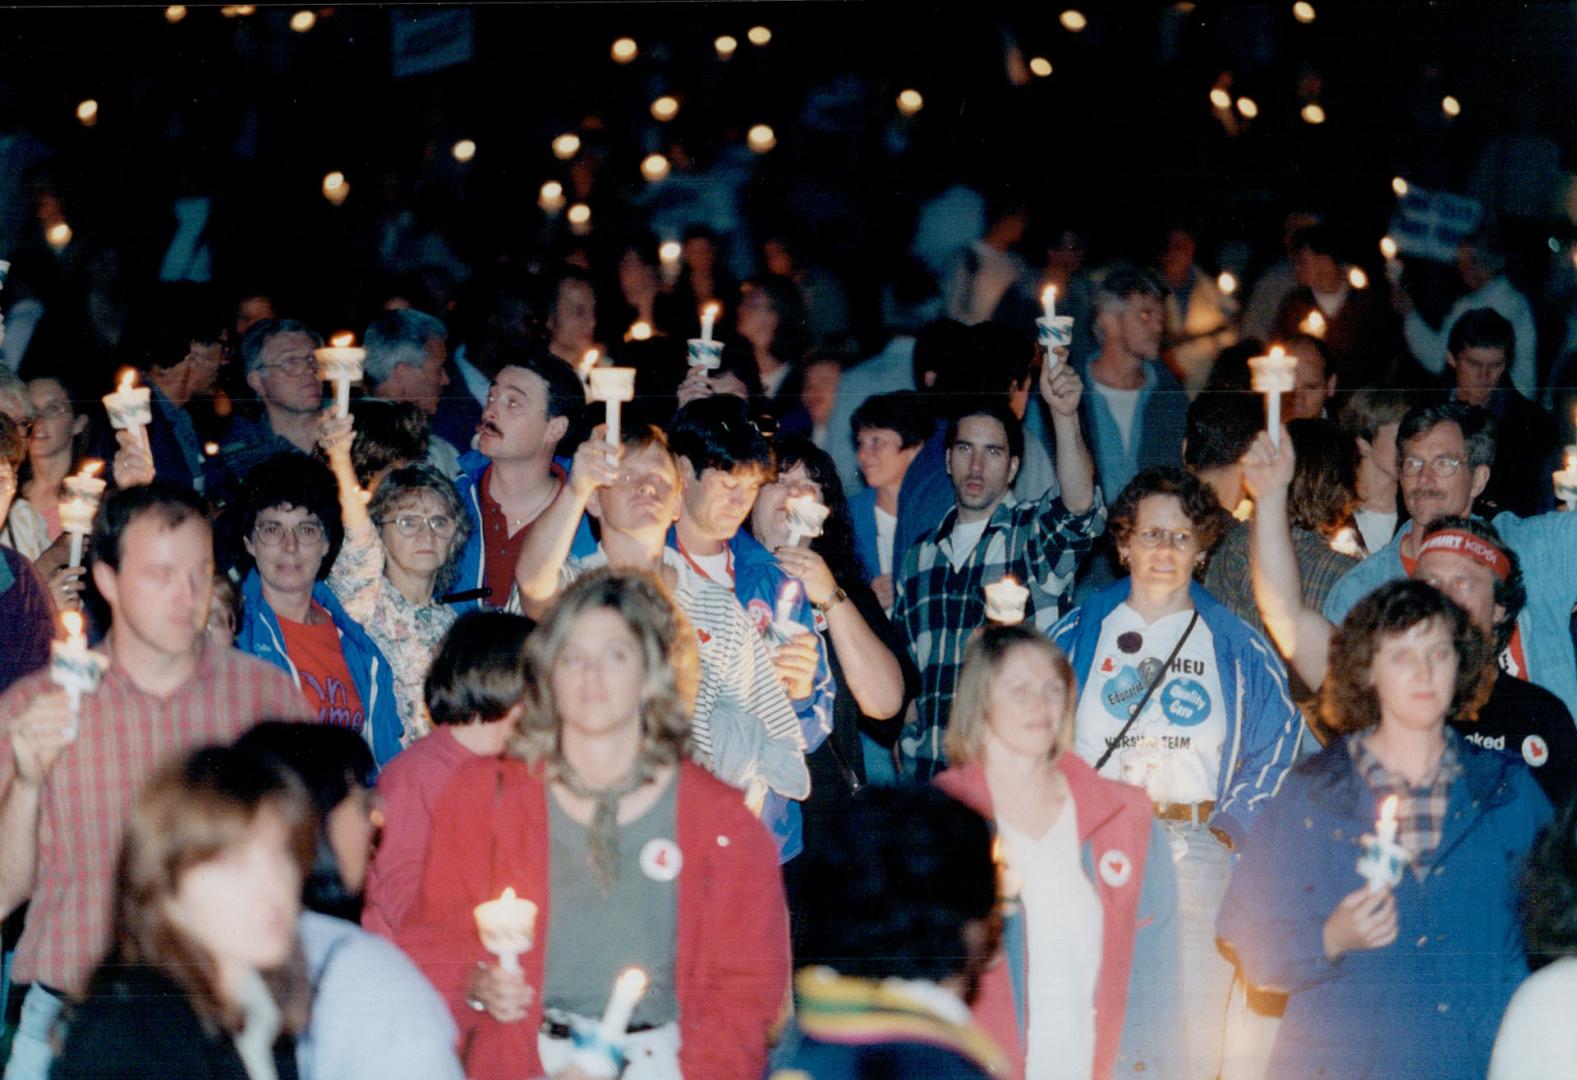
[477,465,564,610]
[1349,731,1463,879]
[893,489,1105,779]
[219,417,306,483]
[152,382,208,494]
[0,643,313,994]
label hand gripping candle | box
[103,369,153,453]
[1248,346,1298,450]
[587,366,636,445]
[315,333,366,418]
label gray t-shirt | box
[542,778,680,1025]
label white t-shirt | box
[1490,956,1577,1080]
[1091,382,1142,452]
[1000,806,1101,1080]
[1073,605,1227,805]
[945,518,990,572]
[874,505,897,576]
[1312,284,1349,319]
[1353,508,1398,556]
[685,548,731,587]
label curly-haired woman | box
[1220,580,1551,1079]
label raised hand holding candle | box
[50,611,108,737]
[983,575,1030,625]
[473,887,538,974]
[314,333,366,418]
[60,462,106,568]
[1555,447,1577,511]
[782,494,830,547]
[1248,346,1297,449]
[103,370,153,453]
[587,366,636,445]
[1036,285,1074,369]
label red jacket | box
[935,755,1165,1080]
[398,757,791,1079]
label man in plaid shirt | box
[892,359,1105,779]
[0,484,311,1080]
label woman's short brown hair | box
[510,568,699,766]
[1108,466,1230,554]
[1320,579,1493,736]
[945,624,1078,766]
[108,745,316,1035]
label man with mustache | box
[891,361,1104,780]
[1322,401,1577,718]
[448,341,590,611]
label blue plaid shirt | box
[893,488,1106,779]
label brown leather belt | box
[1152,799,1215,823]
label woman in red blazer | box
[399,569,791,1079]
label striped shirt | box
[0,642,313,995]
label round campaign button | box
[1522,734,1549,769]
[640,838,683,882]
[1098,848,1133,888]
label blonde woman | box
[935,624,1182,1080]
[400,569,790,1080]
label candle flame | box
[80,461,104,478]
[780,580,801,606]
[330,332,354,348]
[616,967,649,995]
[500,886,517,902]
[116,369,137,393]
[702,302,720,321]
[1380,794,1398,821]
[1042,285,1056,308]
[1269,345,1285,360]
[1380,235,1398,260]
[62,611,84,637]
[579,350,600,378]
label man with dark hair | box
[234,455,403,765]
[1284,333,1336,421]
[0,482,310,1079]
[1183,391,1263,514]
[665,395,832,861]
[1273,224,1401,386]
[1080,265,1187,499]
[892,362,1103,779]
[1439,307,1559,517]
[448,340,591,612]
[220,317,326,479]
[770,785,1006,1080]
[1247,436,1576,806]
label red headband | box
[1415,529,1511,581]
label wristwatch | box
[813,587,848,615]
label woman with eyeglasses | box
[236,454,405,767]
[1049,465,1302,1080]
[318,411,472,747]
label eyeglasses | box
[383,513,458,538]
[253,520,326,547]
[1132,527,1197,550]
[1400,455,1463,478]
[259,356,316,377]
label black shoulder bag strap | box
[1092,610,1201,773]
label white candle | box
[587,366,636,445]
[60,462,106,567]
[102,370,152,453]
[314,333,366,418]
[782,494,830,547]
[775,580,801,627]
[50,610,107,734]
[1248,346,1297,450]
[594,967,648,1047]
[1375,794,1398,846]
[982,576,1030,625]
[473,887,539,974]
[699,303,719,343]
[1041,285,1057,321]
[578,348,601,385]
[1357,794,1409,894]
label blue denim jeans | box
[1163,819,1235,1080]
[4,984,63,1080]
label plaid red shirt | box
[1349,730,1464,881]
[0,642,312,995]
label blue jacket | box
[450,450,596,613]
[1217,734,1551,1079]
[846,487,881,585]
[1051,580,1303,848]
[1075,357,1189,501]
[236,570,403,768]
[669,527,835,862]
[1323,511,1577,719]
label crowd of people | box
[5,158,1577,1080]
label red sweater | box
[398,757,791,1079]
[935,756,1154,1080]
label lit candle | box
[1041,285,1057,321]
[1298,309,1327,339]
[587,366,636,445]
[578,348,602,384]
[982,576,1030,625]
[658,240,682,286]
[775,579,801,627]
[1553,447,1577,511]
[102,369,153,453]
[473,887,539,974]
[60,462,106,568]
[594,967,648,1050]
[699,303,719,343]
[687,303,724,369]
[625,320,653,342]
[50,610,108,733]
[782,494,830,547]
[314,333,366,418]
[1376,794,1398,845]
[1356,794,1409,894]
[1248,346,1297,450]
[1036,287,1075,369]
